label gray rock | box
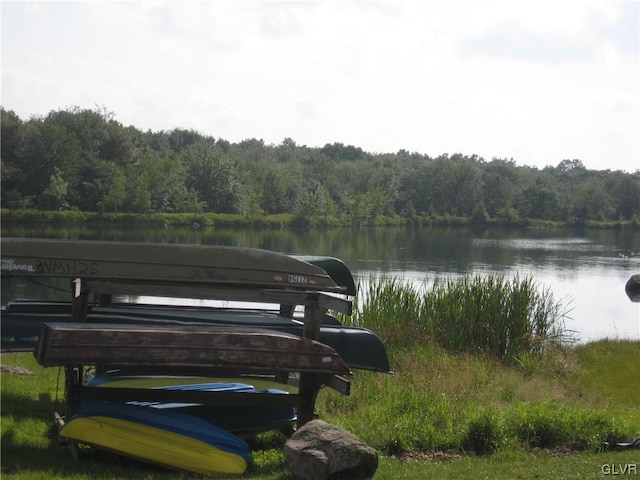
[0,365,33,375]
[625,274,640,302]
[285,419,378,480]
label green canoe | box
[1,238,344,293]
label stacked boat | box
[0,238,391,476]
[2,300,391,373]
[61,392,252,475]
[59,376,302,475]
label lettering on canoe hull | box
[1,258,99,276]
[35,260,99,275]
[288,274,319,286]
[1,258,36,273]
[2,256,322,288]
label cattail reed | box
[350,274,570,364]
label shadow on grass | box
[1,397,190,479]
[0,392,60,420]
[1,429,207,479]
[1,429,76,475]
[1,412,291,479]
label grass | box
[2,339,639,479]
[317,343,639,455]
[3,208,639,230]
[374,451,640,480]
[573,340,640,406]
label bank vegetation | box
[2,106,639,228]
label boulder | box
[625,274,640,302]
[285,419,378,480]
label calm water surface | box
[2,225,638,343]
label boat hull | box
[87,376,298,435]
[35,322,351,375]
[2,301,391,372]
[60,403,249,475]
[1,238,341,292]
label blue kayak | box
[86,376,297,433]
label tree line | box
[2,106,639,225]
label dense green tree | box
[0,109,24,167]
[517,179,560,220]
[94,161,126,213]
[182,142,245,214]
[400,156,483,217]
[1,109,28,208]
[39,167,69,211]
[555,158,587,174]
[167,128,204,153]
[572,179,612,221]
[1,105,639,223]
[471,202,490,224]
[348,188,395,223]
[255,163,300,214]
[481,158,519,218]
[293,179,336,218]
[608,172,640,220]
[18,119,81,201]
[449,157,484,216]
[126,152,189,213]
[320,142,369,162]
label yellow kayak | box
[60,404,249,475]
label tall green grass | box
[348,274,571,364]
[3,341,639,479]
[318,342,640,456]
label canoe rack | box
[39,276,353,429]
[1,239,356,434]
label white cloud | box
[1,0,638,172]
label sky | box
[1,0,639,173]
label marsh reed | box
[348,274,570,363]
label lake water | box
[2,224,639,343]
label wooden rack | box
[36,276,353,428]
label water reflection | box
[2,224,638,343]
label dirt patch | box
[392,450,462,463]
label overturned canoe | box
[0,238,343,293]
[3,301,391,372]
[35,322,352,375]
[60,402,250,475]
[291,255,357,296]
[88,305,390,372]
[87,376,297,435]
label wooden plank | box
[323,375,351,396]
[302,305,325,341]
[298,304,327,425]
[82,280,352,314]
[77,377,348,405]
[318,293,352,316]
[35,323,351,375]
[71,279,88,323]
[55,412,79,463]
